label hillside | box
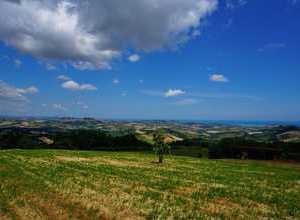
[1,150,300,219]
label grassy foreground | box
[1,150,300,219]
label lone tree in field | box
[153,132,170,163]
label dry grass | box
[1,150,300,219]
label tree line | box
[172,137,300,161]
[1,128,299,162]
[0,128,152,151]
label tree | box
[153,132,170,163]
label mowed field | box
[1,150,300,219]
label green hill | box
[1,150,300,219]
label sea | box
[180,120,300,127]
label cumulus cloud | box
[112,79,120,84]
[128,54,140,62]
[57,75,71,81]
[0,80,38,113]
[17,86,39,94]
[53,103,67,111]
[209,74,229,82]
[0,0,217,70]
[0,80,28,102]
[142,89,186,97]
[164,89,186,97]
[61,80,97,91]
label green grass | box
[1,150,300,219]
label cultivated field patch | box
[1,150,300,219]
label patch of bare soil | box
[173,186,197,198]
[201,197,274,219]
[0,213,12,220]
[55,156,148,168]
[202,198,246,218]
[55,156,96,162]
[18,194,68,220]
[12,201,44,220]
[244,199,272,216]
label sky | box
[0,0,299,120]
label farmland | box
[1,149,300,219]
[1,118,300,161]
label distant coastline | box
[179,120,300,127]
[1,116,300,128]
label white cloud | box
[74,101,88,109]
[0,80,27,102]
[142,89,186,97]
[192,30,201,37]
[53,103,67,111]
[164,89,186,97]
[112,79,120,84]
[0,0,217,70]
[142,88,261,102]
[174,98,198,105]
[0,80,38,113]
[61,80,97,91]
[128,54,140,62]
[17,86,39,94]
[209,74,229,82]
[226,0,247,10]
[14,59,22,68]
[46,63,56,70]
[0,81,38,103]
[57,75,71,81]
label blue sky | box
[0,0,299,120]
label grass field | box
[1,150,300,219]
